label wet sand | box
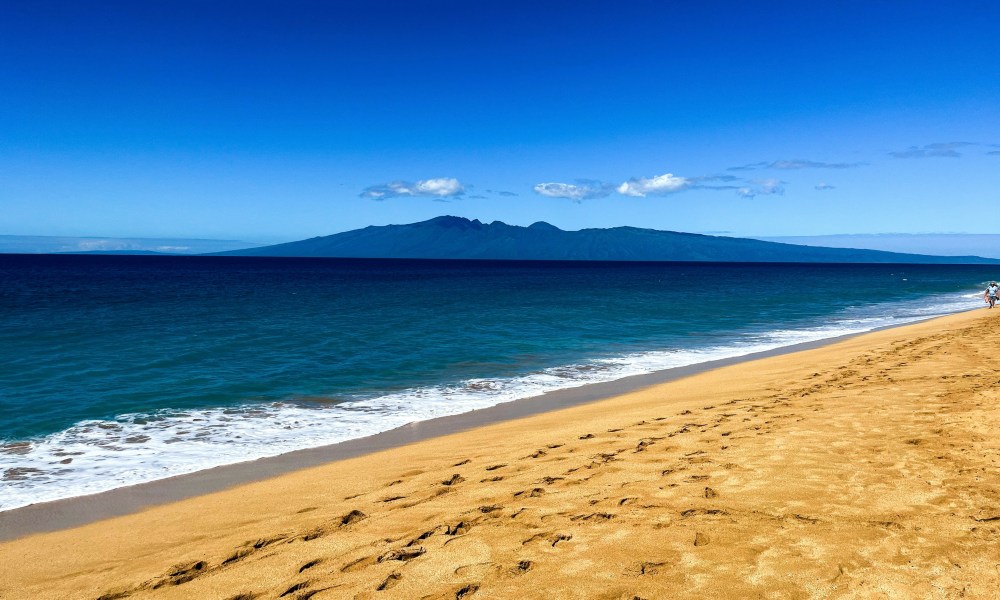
[0,329,904,542]
[2,308,999,599]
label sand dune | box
[2,309,999,599]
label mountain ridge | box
[218,216,999,264]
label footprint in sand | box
[639,561,668,575]
[512,560,534,574]
[299,559,322,573]
[442,473,466,486]
[377,572,402,591]
[378,546,426,563]
[278,581,310,597]
[341,555,377,573]
[340,510,368,526]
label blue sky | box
[2,0,998,243]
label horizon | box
[4,216,1000,259]
[2,1,998,245]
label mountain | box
[757,233,1000,260]
[219,216,999,264]
[57,250,174,255]
[0,235,258,255]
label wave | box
[0,291,980,511]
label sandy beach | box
[2,308,999,599]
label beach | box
[2,307,999,599]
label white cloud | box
[533,181,613,201]
[77,239,134,251]
[415,178,464,196]
[814,182,835,191]
[729,159,865,171]
[888,142,973,159]
[616,173,691,197]
[361,177,466,199]
[737,178,785,198]
[756,178,784,194]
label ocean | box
[0,255,994,510]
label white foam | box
[0,291,980,511]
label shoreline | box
[2,307,998,599]
[0,307,974,542]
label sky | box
[2,0,999,244]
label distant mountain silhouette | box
[219,216,999,263]
[58,250,173,255]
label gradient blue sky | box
[2,0,998,243]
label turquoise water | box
[0,255,994,509]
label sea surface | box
[0,255,995,510]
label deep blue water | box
[0,255,994,509]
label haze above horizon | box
[2,1,998,246]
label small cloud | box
[487,189,519,197]
[533,180,614,201]
[466,194,487,199]
[692,174,741,184]
[737,178,785,198]
[361,177,465,200]
[814,182,835,191]
[770,159,864,169]
[987,150,1000,156]
[889,142,973,159]
[757,178,784,194]
[77,239,136,251]
[687,174,744,192]
[730,159,864,171]
[617,173,691,197]
[727,162,768,172]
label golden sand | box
[2,309,1000,600]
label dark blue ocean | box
[0,255,994,509]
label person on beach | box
[986,282,999,309]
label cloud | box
[888,142,973,159]
[611,171,779,198]
[361,177,465,200]
[757,178,784,193]
[77,239,135,251]
[687,174,743,191]
[533,180,614,201]
[771,159,864,169]
[727,162,768,172]
[729,159,864,171]
[487,189,519,197]
[691,174,740,184]
[737,178,785,198]
[533,171,791,200]
[988,150,1000,156]
[814,182,835,191]
[617,173,691,197]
